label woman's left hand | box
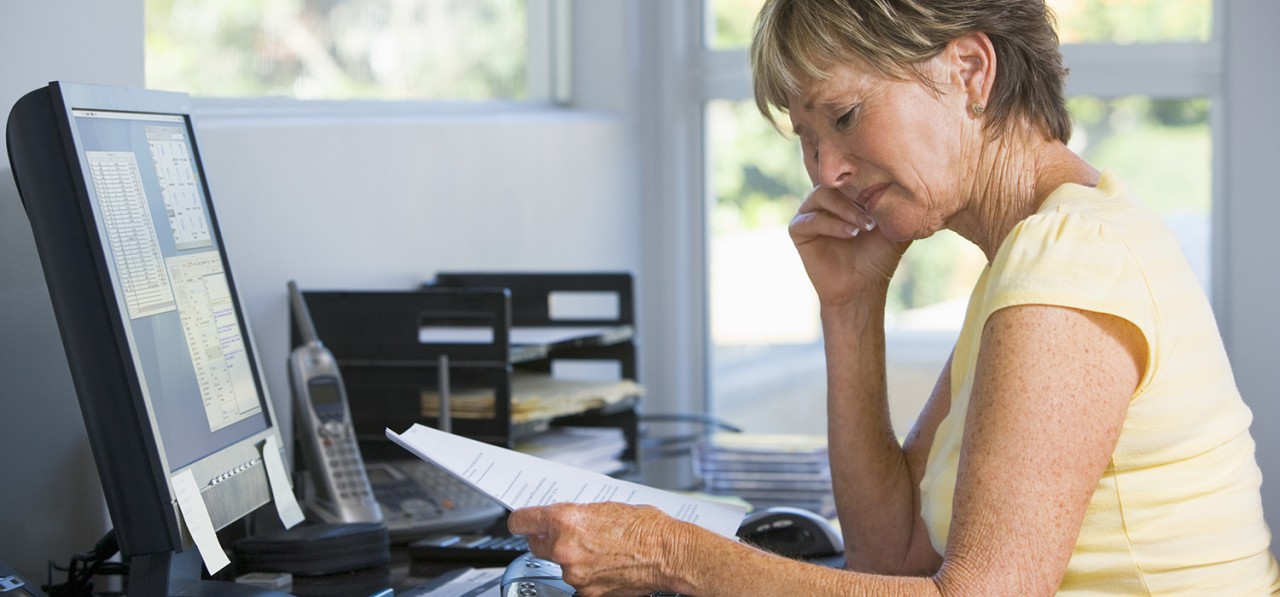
[507,502,693,597]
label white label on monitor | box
[172,469,231,575]
[86,151,178,319]
[145,126,213,251]
[262,435,305,529]
[167,251,262,431]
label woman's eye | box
[835,106,858,130]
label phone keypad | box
[369,459,506,540]
[320,429,372,500]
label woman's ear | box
[949,32,997,114]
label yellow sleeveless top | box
[918,172,1280,595]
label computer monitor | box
[7,82,290,595]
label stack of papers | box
[420,371,643,424]
[693,433,835,518]
[515,426,628,475]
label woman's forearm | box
[668,524,942,597]
[820,300,924,572]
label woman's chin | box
[875,220,912,243]
[878,217,943,244]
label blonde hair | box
[750,0,1071,143]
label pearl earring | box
[971,103,985,116]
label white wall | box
[196,109,638,450]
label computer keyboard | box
[365,459,507,542]
[408,532,530,567]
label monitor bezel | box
[9,81,286,568]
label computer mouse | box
[736,506,844,559]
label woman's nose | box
[816,142,855,189]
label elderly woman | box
[508,0,1280,594]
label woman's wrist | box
[658,520,706,594]
[814,274,891,313]
[659,521,764,595]
[820,294,887,333]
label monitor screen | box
[70,107,269,471]
[7,82,290,595]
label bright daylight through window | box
[705,0,1215,437]
[146,0,530,100]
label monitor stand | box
[130,549,291,597]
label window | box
[146,0,562,101]
[702,0,1219,437]
[1052,0,1211,43]
[706,99,825,434]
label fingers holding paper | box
[509,502,695,597]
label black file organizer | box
[290,272,641,474]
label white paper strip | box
[262,434,306,529]
[172,469,231,574]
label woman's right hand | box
[790,185,908,308]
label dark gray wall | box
[0,168,115,583]
[1223,0,1280,549]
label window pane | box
[1068,96,1213,291]
[146,0,528,100]
[1049,0,1212,44]
[707,0,766,49]
[706,99,819,435]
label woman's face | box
[787,57,973,242]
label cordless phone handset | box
[288,280,382,524]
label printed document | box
[387,424,747,538]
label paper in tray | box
[420,372,643,424]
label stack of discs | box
[693,433,835,518]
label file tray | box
[292,273,640,470]
[426,272,640,470]
[429,271,636,369]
